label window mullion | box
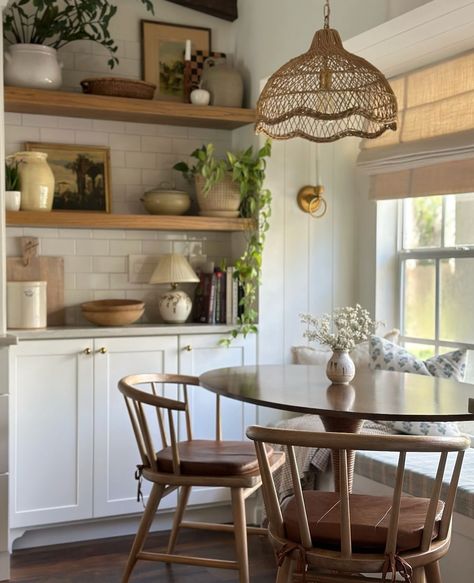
[441,195,446,248]
[435,257,440,354]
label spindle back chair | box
[118,373,285,583]
[246,425,470,583]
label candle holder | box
[184,60,193,103]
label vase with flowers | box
[300,304,380,384]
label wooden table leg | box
[319,415,364,493]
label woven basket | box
[80,77,156,100]
[195,174,241,217]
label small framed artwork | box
[25,143,111,212]
[141,20,211,101]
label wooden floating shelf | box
[6,211,255,232]
[4,86,256,130]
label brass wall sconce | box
[297,185,327,218]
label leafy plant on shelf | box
[5,158,21,191]
[174,139,272,344]
[3,0,154,68]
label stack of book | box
[193,266,241,324]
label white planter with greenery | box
[3,0,155,75]
[5,157,21,211]
[4,43,62,89]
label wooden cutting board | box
[7,237,65,326]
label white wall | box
[233,0,458,372]
[234,0,431,105]
[233,0,404,374]
[56,0,237,91]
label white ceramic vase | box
[326,350,355,384]
[15,151,55,212]
[200,58,244,107]
[159,289,193,324]
[4,43,62,90]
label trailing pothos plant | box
[3,0,154,68]
[173,139,272,345]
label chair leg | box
[425,561,442,583]
[121,483,165,583]
[276,556,293,583]
[231,488,249,583]
[412,567,427,583]
[167,485,191,553]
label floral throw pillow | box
[369,336,467,437]
[369,336,466,380]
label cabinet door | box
[93,335,178,518]
[9,339,94,528]
[179,333,257,506]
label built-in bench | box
[355,448,474,519]
[354,447,474,582]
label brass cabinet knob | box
[83,347,92,355]
[184,345,192,352]
[98,347,108,354]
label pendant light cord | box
[324,0,331,29]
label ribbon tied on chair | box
[382,552,413,582]
[277,542,309,581]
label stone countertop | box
[3,324,235,342]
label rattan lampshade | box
[255,1,398,143]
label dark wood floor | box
[10,529,278,582]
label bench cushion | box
[355,448,474,519]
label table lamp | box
[149,254,199,323]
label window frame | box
[398,196,474,356]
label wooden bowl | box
[81,300,145,326]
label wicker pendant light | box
[255,0,398,143]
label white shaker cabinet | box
[178,333,257,506]
[9,339,94,529]
[9,330,257,533]
[0,348,9,580]
[93,335,178,517]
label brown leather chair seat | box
[156,440,273,476]
[282,491,444,552]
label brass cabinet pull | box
[184,345,192,352]
[98,347,108,354]
[83,347,92,355]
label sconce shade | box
[255,26,398,143]
[149,254,199,285]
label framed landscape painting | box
[141,20,211,101]
[25,143,111,212]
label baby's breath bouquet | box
[300,304,379,352]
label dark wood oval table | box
[199,364,474,490]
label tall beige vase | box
[15,151,55,211]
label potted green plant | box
[173,139,272,343]
[3,0,154,89]
[5,158,21,211]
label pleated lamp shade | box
[149,254,199,285]
[149,254,199,324]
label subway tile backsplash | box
[5,113,234,326]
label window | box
[399,192,474,381]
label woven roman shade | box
[357,51,474,200]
